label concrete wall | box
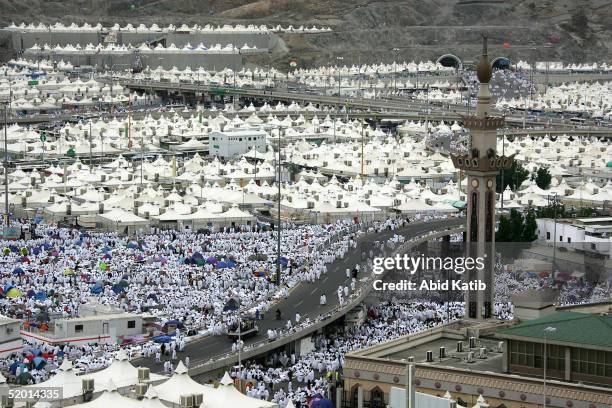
[11,30,271,51]
[24,49,243,70]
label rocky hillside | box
[1,0,610,67]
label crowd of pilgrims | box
[462,68,537,101]
[0,215,607,399]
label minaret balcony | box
[450,154,515,172]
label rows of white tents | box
[12,351,276,408]
[3,22,331,34]
[495,81,612,118]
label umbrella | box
[164,320,184,328]
[99,262,108,271]
[152,335,172,343]
[2,247,10,255]
[12,267,24,276]
[111,284,125,294]
[223,298,239,312]
[9,361,22,375]
[118,279,129,287]
[16,372,33,385]
[6,288,22,298]
[26,289,36,298]
[35,292,47,301]
[32,357,46,369]
[147,293,158,302]
[216,261,228,268]
[91,284,103,294]
[63,268,74,276]
[310,394,334,408]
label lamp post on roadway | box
[543,326,557,408]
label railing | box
[187,221,465,375]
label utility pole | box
[88,120,93,170]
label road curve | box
[133,217,465,375]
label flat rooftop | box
[381,335,505,374]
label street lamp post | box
[543,326,557,408]
[393,48,400,93]
[276,127,283,286]
[3,101,8,227]
[551,193,559,278]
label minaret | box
[451,36,514,320]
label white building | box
[536,217,612,257]
[21,313,143,346]
[0,315,22,357]
[210,129,267,159]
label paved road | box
[134,217,464,374]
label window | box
[546,232,551,240]
[567,237,571,243]
[591,243,597,250]
[559,236,563,242]
[6,327,13,335]
[571,348,612,377]
[509,340,565,371]
[127,320,136,329]
[75,324,84,333]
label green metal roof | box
[497,311,612,349]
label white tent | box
[81,350,165,391]
[153,361,217,405]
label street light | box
[3,100,8,228]
[550,192,560,278]
[333,56,343,144]
[276,126,285,286]
[392,48,400,93]
[543,326,557,408]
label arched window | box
[370,386,385,408]
[351,384,360,408]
